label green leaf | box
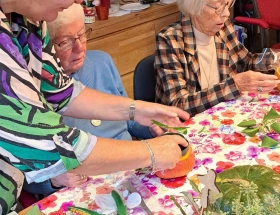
[237,120,256,127]
[152,120,188,134]
[261,135,279,148]
[241,127,260,137]
[208,190,223,205]
[263,108,280,122]
[189,179,201,195]
[271,122,280,135]
[111,190,127,215]
[151,120,168,128]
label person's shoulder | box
[86,50,112,60]
[157,20,184,39]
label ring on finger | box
[257,86,263,92]
[80,174,86,180]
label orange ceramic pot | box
[275,67,280,91]
[155,145,195,179]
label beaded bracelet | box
[129,100,136,120]
[142,140,156,174]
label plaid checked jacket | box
[155,16,270,117]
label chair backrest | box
[255,0,280,30]
[133,54,156,102]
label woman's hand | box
[134,101,190,127]
[233,71,280,93]
[51,172,87,188]
[147,134,189,170]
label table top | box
[22,91,280,215]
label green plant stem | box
[170,195,187,215]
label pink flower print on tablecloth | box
[79,191,91,202]
[91,177,105,184]
[193,158,213,170]
[211,115,219,121]
[267,152,280,163]
[220,119,234,125]
[224,151,246,161]
[87,201,100,210]
[273,165,280,174]
[248,92,258,98]
[158,195,183,209]
[60,201,75,211]
[271,103,280,112]
[221,110,236,118]
[199,119,210,126]
[216,161,234,173]
[95,183,114,194]
[195,142,222,154]
[247,146,260,159]
[209,126,219,133]
[37,195,57,210]
[187,190,200,198]
[222,132,246,145]
[157,212,174,215]
[183,118,195,126]
[142,182,158,195]
[255,158,266,166]
[48,208,64,215]
[160,176,186,189]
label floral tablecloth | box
[36,91,280,215]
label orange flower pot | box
[275,67,280,91]
[155,145,195,179]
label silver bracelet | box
[129,100,136,120]
[142,140,156,174]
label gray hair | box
[177,0,206,17]
[47,4,84,40]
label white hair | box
[177,0,206,17]
[47,4,84,39]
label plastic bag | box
[254,48,280,73]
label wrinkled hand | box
[51,172,87,188]
[147,134,188,170]
[148,124,166,137]
[134,101,190,127]
[233,70,280,93]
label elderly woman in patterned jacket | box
[155,0,280,117]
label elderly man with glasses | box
[155,0,280,117]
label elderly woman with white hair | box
[155,0,280,117]
[23,3,176,195]
[47,4,160,141]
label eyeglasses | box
[205,0,236,15]
[53,28,92,51]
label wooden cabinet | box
[86,3,180,98]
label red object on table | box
[96,5,109,20]
[101,0,110,8]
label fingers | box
[234,71,280,92]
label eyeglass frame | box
[53,28,92,51]
[205,0,236,15]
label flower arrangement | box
[171,166,280,215]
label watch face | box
[91,119,102,127]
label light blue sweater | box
[63,50,152,140]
